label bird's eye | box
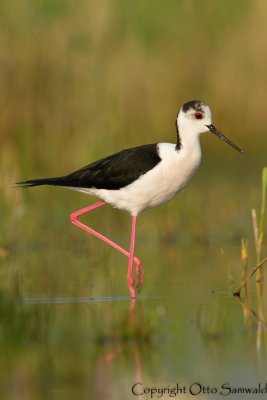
[195,112,203,119]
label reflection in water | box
[196,281,267,382]
[234,281,267,368]
[1,280,267,399]
[94,299,151,400]
[233,254,267,354]
[234,295,266,327]
[16,296,132,304]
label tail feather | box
[16,176,67,188]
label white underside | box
[67,142,202,216]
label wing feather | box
[17,143,161,190]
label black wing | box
[17,143,161,190]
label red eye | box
[195,112,203,119]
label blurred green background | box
[0,1,267,399]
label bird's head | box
[177,100,243,152]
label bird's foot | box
[136,260,144,293]
[127,275,136,299]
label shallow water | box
[1,294,266,400]
[1,235,266,400]
[0,167,266,399]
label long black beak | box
[206,124,243,153]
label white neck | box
[176,116,203,156]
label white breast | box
[76,142,202,216]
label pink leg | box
[70,201,143,297]
[127,216,137,298]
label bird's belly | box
[92,152,201,215]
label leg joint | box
[70,212,78,223]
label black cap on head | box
[182,100,204,113]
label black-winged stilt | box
[17,100,243,298]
